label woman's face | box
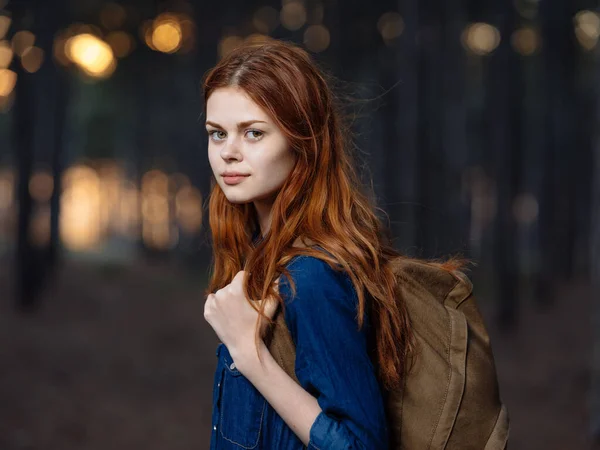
[206,86,296,206]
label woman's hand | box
[204,270,279,372]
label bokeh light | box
[97,162,124,234]
[65,33,116,78]
[253,6,279,33]
[52,31,71,67]
[142,222,176,250]
[461,22,501,55]
[304,25,330,53]
[105,31,134,58]
[21,46,44,73]
[29,205,50,248]
[29,170,54,203]
[0,168,14,210]
[60,165,102,250]
[245,33,269,45]
[0,15,10,40]
[141,20,156,51]
[177,15,196,54]
[141,169,169,196]
[151,17,182,54]
[377,12,404,43]
[280,1,307,31]
[141,170,170,227]
[511,26,540,56]
[12,30,35,57]
[69,23,104,39]
[141,169,174,250]
[218,35,243,59]
[0,68,16,96]
[0,71,13,112]
[0,40,12,69]
[574,10,600,51]
[117,181,140,239]
[175,185,203,234]
[169,172,190,192]
[513,193,539,224]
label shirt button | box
[230,363,236,370]
[217,382,220,387]
[213,425,217,431]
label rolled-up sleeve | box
[281,256,389,450]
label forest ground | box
[0,256,593,449]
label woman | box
[202,38,427,449]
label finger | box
[203,294,214,321]
[229,271,246,290]
[233,270,246,283]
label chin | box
[222,193,254,204]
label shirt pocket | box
[219,349,267,449]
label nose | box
[220,135,242,161]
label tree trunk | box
[415,0,442,258]
[485,2,523,330]
[12,0,43,311]
[388,0,419,253]
[536,0,579,307]
[41,0,69,275]
[589,7,600,442]
[440,0,469,256]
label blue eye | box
[246,130,264,140]
[209,130,226,142]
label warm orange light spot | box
[175,185,203,234]
[574,10,600,50]
[0,40,12,69]
[21,46,44,73]
[29,170,54,202]
[0,16,11,40]
[60,165,102,250]
[66,33,116,78]
[151,18,182,53]
[12,30,35,57]
[0,68,16,97]
[461,22,501,55]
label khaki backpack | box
[264,257,510,449]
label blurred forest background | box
[0,0,598,448]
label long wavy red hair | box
[201,38,466,390]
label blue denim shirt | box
[209,237,389,449]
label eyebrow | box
[205,120,268,129]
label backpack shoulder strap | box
[264,303,299,384]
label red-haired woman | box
[202,38,414,449]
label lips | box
[221,172,249,177]
[222,174,249,185]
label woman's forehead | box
[206,87,271,124]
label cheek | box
[207,148,219,171]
